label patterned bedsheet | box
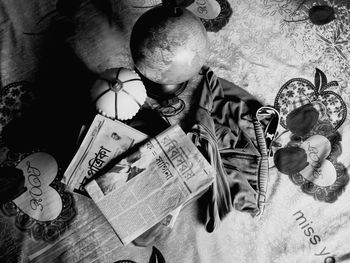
[1,0,350,262]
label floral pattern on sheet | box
[0,82,36,133]
[206,0,350,114]
[261,0,295,17]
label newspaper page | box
[62,114,148,195]
[85,124,216,245]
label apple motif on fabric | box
[273,68,349,202]
[274,68,346,131]
[13,152,62,221]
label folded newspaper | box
[62,114,148,195]
[84,124,216,245]
[63,114,186,230]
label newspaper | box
[62,114,148,195]
[62,114,181,228]
[85,124,216,245]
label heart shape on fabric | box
[187,0,221,19]
[274,147,309,175]
[286,103,320,137]
[274,68,347,131]
[13,152,62,222]
[299,135,336,187]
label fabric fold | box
[188,66,270,232]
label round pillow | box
[90,68,147,121]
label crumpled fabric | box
[188,67,268,232]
